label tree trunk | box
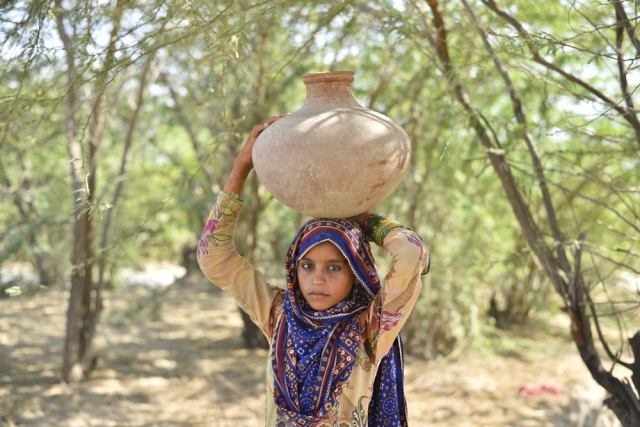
[240,172,269,349]
[425,1,640,423]
[55,0,123,382]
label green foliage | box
[1,0,638,360]
[4,286,22,297]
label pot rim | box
[303,71,354,85]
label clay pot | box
[252,71,410,218]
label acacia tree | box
[52,0,165,381]
[51,0,276,380]
[411,0,639,423]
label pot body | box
[253,71,410,218]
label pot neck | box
[302,72,361,107]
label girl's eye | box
[327,265,341,272]
[301,262,313,270]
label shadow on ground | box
[0,274,621,427]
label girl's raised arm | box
[197,114,288,339]
[222,114,288,196]
[352,213,430,363]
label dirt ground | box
[0,274,623,427]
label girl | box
[197,115,430,427]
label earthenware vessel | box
[253,71,410,218]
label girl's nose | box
[311,270,326,285]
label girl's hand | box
[349,211,374,228]
[223,113,288,196]
[235,113,289,173]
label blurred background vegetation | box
[1,0,639,420]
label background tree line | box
[1,0,638,423]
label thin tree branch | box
[506,161,640,234]
[461,0,573,281]
[584,279,634,370]
[482,0,640,147]
[616,4,638,115]
[162,74,215,186]
[0,1,46,152]
[96,48,158,296]
[424,0,568,298]
[613,0,640,57]
[597,220,640,242]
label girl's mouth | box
[307,292,329,298]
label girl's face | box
[297,241,356,311]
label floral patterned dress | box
[197,192,429,426]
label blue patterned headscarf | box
[270,218,407,426]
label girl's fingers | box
[251,113,290,137]
[265,113,290,124]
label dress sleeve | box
[196,191,284,339]
[359,226,430,364]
